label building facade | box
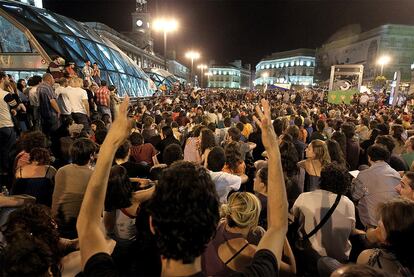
[167,59,190,83]
[254,48,315,86]
[207,60,252,89]
[315,24,414,83]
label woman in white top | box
[104,165,154,241]
[292,162,355,267]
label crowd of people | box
[0,67,414,277]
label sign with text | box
[0,54,47,70]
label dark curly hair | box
[224,142,243,172]
[200,128,216,154]
[29,148,51,165]
[3,205,62,275]
[1,231,59,277]
[16,131,49,153]
[319,162,350,195]
[105,165,134,211]
[146,161,219,264]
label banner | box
[328,89,358,104]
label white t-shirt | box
[29,86,39,107]
[113,209,136,241]
[55,86,72,115]
[209,171,241,203]
[292,189,355,262]
[65,86,88,114]
[0,89,14,128]
[360,94,369,105]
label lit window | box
[290,61,294,66]
[266,64,270,69]
[306,61,311,67]
[261,65,264,69]
[275,63,279,68]
[299,60,304,66]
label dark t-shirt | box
[120,161,150,178]
[389,154,408,172]
[309,131,326,142]
[82,249,278,277]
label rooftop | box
[262,48,316,61]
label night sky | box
[43,0,414,67]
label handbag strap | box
[302,193,341,240]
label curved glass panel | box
[0,0,153,97]
[0,15,31,52]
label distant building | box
[167,59,190,83]
[315,24,414,82]
[254,48,315,86]
[207,60,252,89]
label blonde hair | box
[220,192,261,228]
[68,77,83,88]
[310,139,331,166]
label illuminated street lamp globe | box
[377,55,391,76]
[153,18,178,32]
[153,18,178,69]
[186,51,201,84]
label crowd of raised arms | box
[0,70,414,277]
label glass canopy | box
[0,0,153,97]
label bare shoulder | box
[357,249,375,265]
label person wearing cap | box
[47,55,64,80]
[64,62,78,78]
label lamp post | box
[205,72,212,88]
[377,55,391,77]
[197,64,208,88]
[261,71,269,84]
[185,50,200,85]
[153,18,178,71]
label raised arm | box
[253,99,288,267]
[77,97,131,268]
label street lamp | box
[377,55,391,76]
[185,50,200,84]
[261,71,269,84]
[205,72,212,88]
[197,64,208,88]
[153,18,178,70]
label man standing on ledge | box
[38,73,60,136]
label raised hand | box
[253,99,278,151]
[106,96,131,146]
